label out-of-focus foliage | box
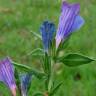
[0,0,96,96]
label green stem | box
[47,60,55,96]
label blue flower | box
[40,21,56,53]
[20,73,32,96]
[0,57,16,96]
[56,1,84,48]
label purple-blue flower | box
[56,1,84,48]
[40,21,56,53]
[0,57,16,96]
[20,73,32,96]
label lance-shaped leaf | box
[30,30,42,40]
[12,61,31,72]
[20,73,32,96]
[13,61,45,80]
[58,53,95,67]
[0,57,16,96]
[14,68,20,90]
[31,70,46,80]
[26,48,44,57]
[49,82,63,96]
[33,92,44,96]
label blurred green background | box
[0,0,96,96]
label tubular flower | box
[20,73,32,96]
[40,21,56,53]
[0,57,16,96]
[56,1,84,48]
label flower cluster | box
[0,1,86,96]
[0,57,32,96]
[40,1,84,51]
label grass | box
[0,0,96,96]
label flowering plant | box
[0,1,95,96]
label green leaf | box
[30,30,42,40]
[0,82,11,96]
[13,62,46,80]
[33,92,44,96]
[14,68,20,87]
[49,82,63,96]
[31,70,46,80]
[58,53,95,67]
[26,48,44,57]
[58,37,70,51]
[56,35,71,55]
[12,61,31,72]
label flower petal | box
[0,57,16,96]
[40,21,55,53]
[71,15,85,32]
[20,73,32,96]
[56,2,80,48]
[61,1,70,12]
